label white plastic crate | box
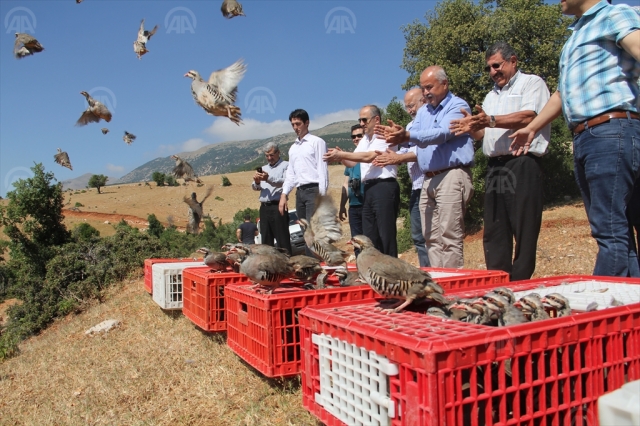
[512,279,640,311]
[152,262,204,309]
[313,333,398,426]
[429,271,463,279]
[598,379,640,426]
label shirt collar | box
[427,91,453,113]
[493,70,521,93]
[569,0,607,30]
[268,158,282,168]
[295,132,311,144]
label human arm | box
[374,120,409,147]
[236,228,242,243]
[323,147,378,168]
[408,99,472,148]
[316,138,329,196]
[371,148,416,167]
[620,30,640,61]
[339,175,349,222]
[509,90,563,155]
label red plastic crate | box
[299,275,640,426]
[182,267,248,332]
[143,257,200,294]
[421,267,509,292]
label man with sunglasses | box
[324,105,400,256]
[338,124,365,255]
[449,41,551,281]
[375,66,474,268]
[510,0,639,277]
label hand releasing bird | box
[183,186,213,234]
[298,195,348,267]
[14,33,44,59]
[351,235,446,313]
[54,148,73,171]
[171,155,202,183]
[101,128,109,135]
[77,91,112,126]
[123,131,136,145]
[221,0,245,18]
[184,59,247,125]
[133,18,158,59]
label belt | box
[489,153,540,164]
[261,200,279,206]
[424,165,468,178]
[298,182,319,190]
[363,177,396,186]
[572,110,640,135]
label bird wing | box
[183,196,204,217]
[137,19,145,41]
[208,59,246,101]
[220,0,231,18]
[199,185,214,205]
[54,151,72,170]
[173,158,195,178]
[310,195,342,245]
[76,110,100,126]
[146,24,158,40]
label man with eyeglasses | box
[373,88,430,267]
[252,142,292,254]
[375,66,474,268]
[338,124,365,256]
[280,109,329,253]
[510,0,639,277]
[324,105,400,256]
[449,41,551,281]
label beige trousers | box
[419,167,473,268]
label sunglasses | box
[351,134,364,139]
[358,117,371,124]
[484,60,506,72]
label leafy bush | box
[165,175,179,187]
[72,223,100,241]
[147,214,164,238]
[152,172,166,187]
[74,202,84,207]
[221,176,232,186]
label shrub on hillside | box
[221,176,232,186]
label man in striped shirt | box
[510,0,640,277]
[450,41,551,281]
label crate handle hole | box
[240,302,248,313]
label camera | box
[349,178,361,197]
[256,167,263,173]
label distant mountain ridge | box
[61,173,117,190]
[114,120,354,184]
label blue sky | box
[0,0,438,195]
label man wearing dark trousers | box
[339,124,365,256]
[252,142,292,254]
[450,41,551,280]
[324,105,399,256]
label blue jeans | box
[573,117,640,277]
[410,188,430,267]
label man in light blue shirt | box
[376,66,474,268]
[511,0,640,277]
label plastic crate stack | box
[143,257,200,294]
[225,267,509,378]
[151,261,205,310]
[298,275,640,426]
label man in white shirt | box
[324,105,400,256]
[279,109,329,247]
[450,41,551,280]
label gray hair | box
[263,142,280,153]
[486,41,518,62]
[433,67,448,84]
[363,105,381,118]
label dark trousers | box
[363,179,400,257]
[410,188,430,267]
[260,203,292,255]
[483,154,543,281]
[348,205,363,256]
[296,185,319,256]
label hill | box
[115,120,354,184]
[61,173,118,191]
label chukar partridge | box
[123,131,136,145]
[298,195,348,267]
[14,33,44,59]
[77,91,112,126]
[171,155,202,183]
[133,18,158,59]
[221,0,245,19]
[53,148,73,171]
[198,247,228,272]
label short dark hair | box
[289,109,309,123]
[244,214,251,220]
[486,41,518,62]
[351,124,362,132]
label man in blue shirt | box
[376,66,474,268]
[339,124,365,256]
[511,0,640,277]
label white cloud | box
[106,163,125,174]
[205,109,360,142]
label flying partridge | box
[221,0,245,18]
[53,148,73,171]
[171,155,202,183]
[101,128,109,135]
[123,131,136,145]
[298,195,348,267]
[133,18,158,59]
[77,91,112,126]
[13,33,44,59]
[184,59,246,125]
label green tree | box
[88,174,108,194]
[72,223,100,241]
[221,176,232,187]
[147,214,164,238]
[165,175,179,187]
[152,171,166,186]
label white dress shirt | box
[482,70,551,157]
[399,120,424,190]
[282,133,328,195]
[355,133,397,181]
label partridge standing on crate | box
[197,248,228,272]
[237,245,294,294]
[298,195,348,267]
[350,235,446,313]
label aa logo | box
[244,87,277,114]
[165,7,196,34]
[4,166,33,192]
[486,167,517,194]
[5,7,36,34]
[87,87,117,113]
[325,7,356,34]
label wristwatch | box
[489,115,496,128]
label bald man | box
[376,66,474,268]
[373,88,430,266]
